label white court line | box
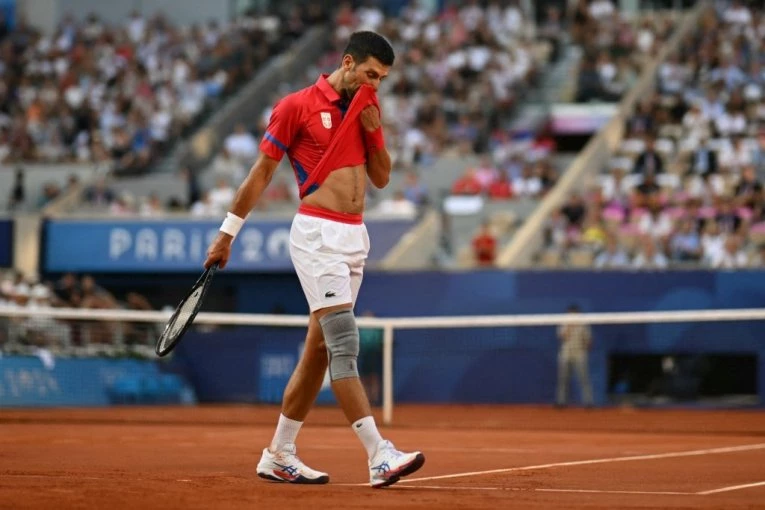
[392,485,692,496]
[697,481,765,495]
[335,442,765,487]
[2,474,107,480]
[537,488,693,496]
[308,445,537,454]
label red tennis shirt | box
[259,74,369,198]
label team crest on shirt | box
[320,112,332,129]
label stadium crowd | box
[0,5,326,173]
[0,270,156,353]
[544,0,765,269]
[573,0,677,102]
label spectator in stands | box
[716,197,743,235]
[753,131,765,169]
[560,192,587,231]
[373,191,417,218]
[720,136,753,173]
[626,101,656,138]
[751,244,765,267]
[701,220,726,266]
[638,199,673,247]
[139,193,164,217]
[472,221,497,267]
[224,123,259,166]
[190,191,216,217]
[594,234,630,269]
[633,236,668,269]
[539,6,563,63]
[208,177,236,216]
[734,166,763,209]
[80,275,117,310]
[402,172,428,208]
[122,292,156,346]
[472,156,499,191]
[54,273,81,308]
[260,176,296,210]
[670,218,703,262]
[211,147,247,185]
[682,102,711,141]
[488,170,513,200]
[687,138,718,177]
[538,159,559,195]
[179,167,202,208]
[7,168,25,211]
[452,167,483,196]
[570,0,593,46]
[709,234,748,269]
[83,177,115,207]
[602,166,631,209]
[632,136,664,175]
[450,115,480,155]
[512,163,542,198]
[633,171,662,209]
[576,57,606,103]
[579,208,607,249]
[38,182,62,208]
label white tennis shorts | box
[290,204,370,312]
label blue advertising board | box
[0,219,12,267]
[43,218,413,272]
[0,356,196,407]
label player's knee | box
[318,309,359,381]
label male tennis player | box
[204,31,424,488]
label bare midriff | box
[301,165,367,214]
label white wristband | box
[220,212,245,238]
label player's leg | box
[256,215,331,485]
[574,354,594,406]
[316,227,424,488]
[556,354,571,406]
[281,314,328,421]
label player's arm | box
[204,154,280,269]
[361,105,391,188]
[205,96,299,269]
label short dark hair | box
[343,31,394,67]
[568,304,580,313]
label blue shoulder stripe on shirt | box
[265,131,288,152]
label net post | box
[382,323,394,426]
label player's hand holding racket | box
[155,234,232,357]
[204,232,233,269]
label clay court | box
[2,405,764,509]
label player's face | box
[342,55,389,97]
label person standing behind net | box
[203,31,424,488]
[556,304,595,407]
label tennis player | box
[204,31,424,488]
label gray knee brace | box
[319,310,359,381]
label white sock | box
[352,416,384,459]
[270,414,303,452]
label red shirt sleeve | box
[260,95,301,161]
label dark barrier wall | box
[0,219,12,267]
[0,356,195,407]
[236,270,765,316]
[171,321,765,407]
[169,270,765,406]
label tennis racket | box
[155,262,219,357]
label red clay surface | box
[2,405,765,509]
